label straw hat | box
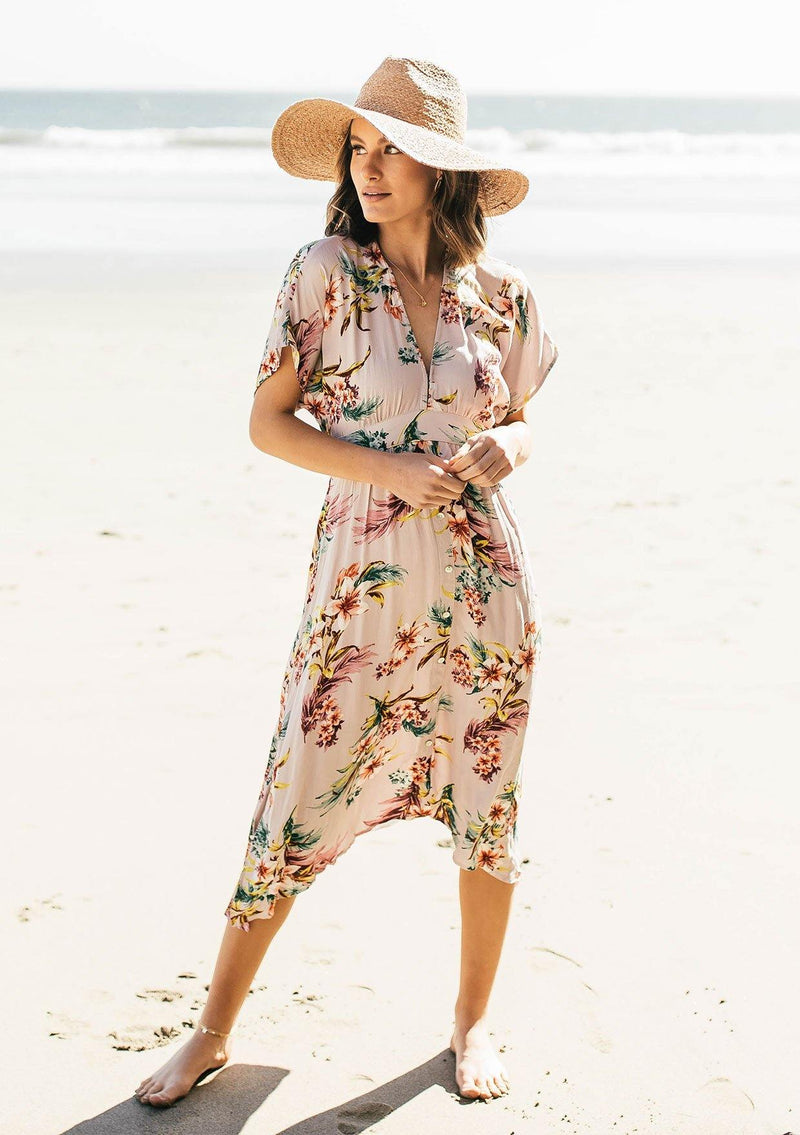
[270,56,530,217]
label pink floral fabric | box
[224,233,558,929]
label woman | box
[134,55,558,1109]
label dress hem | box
[223,809,522,931]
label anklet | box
[199,1023,230,1038]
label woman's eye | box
[350,144,400,154]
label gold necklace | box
[383,253,444,307]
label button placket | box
[423,499,458,760]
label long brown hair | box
[324,121,489,270]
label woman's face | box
[348,115,438,224]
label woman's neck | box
[375,224,447,283]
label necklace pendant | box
[419,298,428,306]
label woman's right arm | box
[249,345,393,487]
[249,345,465,508]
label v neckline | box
[370,240,448,388]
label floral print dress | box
[224,233,558,930]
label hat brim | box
[270,98,529,217]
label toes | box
[458,1073,495,1100]
[490,1075,505,1096]
[145,1090,172,1108]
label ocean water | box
[1,89,799,265]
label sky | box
[3,0,798,98]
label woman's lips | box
[364,192,390,200]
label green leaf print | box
[342,394,383,421]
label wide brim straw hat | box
[270,56,530,218]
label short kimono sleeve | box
[253,241,327,403]
[501,270,559,412]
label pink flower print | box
[474,353,496,394]
[363,753,385,777]
[409,753,431,786]
[353,734,372,758]
[397,702,426,729]
[473,749,503,783]
[492,290,514,321]
[335,562,362,588]
[466,727,504,783]
[334,375,359,411]
[258,348,282,381]
[308,626,325,659]
[511,642,537,677]
[464,585,486,627]
[477,846,501,870]
[395,621,426,654]
[476,655,511,691]
[324,577,365,631]
[378,708,403,740]
[446,505,472,557]
[312,693,343,748]
[440,287,461,324]
[487,800,506,823]
[375,617,430,679]
[450,645,473,688]
[383,295,404,321]
[323,274,343,328]
[305,392,327,419]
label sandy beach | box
[2,177,799,1131]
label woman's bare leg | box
[450,867,515,1100]
[135,894,297,1107]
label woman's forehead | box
[349,117,389,143]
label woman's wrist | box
[365,447,396,490]
[495,420,531,468]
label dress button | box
[438,656,447,664]
[444,564,453,573]
[425,738,433,746]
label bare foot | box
[449,1013,510,1100]
[133,1028,231,1108]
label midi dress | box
[224,232,558,930]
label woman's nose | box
[362,157,383,180]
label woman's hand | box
[384,451,468,511]
[440,428,522,488]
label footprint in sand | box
[46,1009,85,1039]
[109,1024,183,1051]
[17,894,64,921]
[135,988,185,1003]
[337,1102,394,1133]
[527,945,615,1055]
[672,1077,779,1135]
